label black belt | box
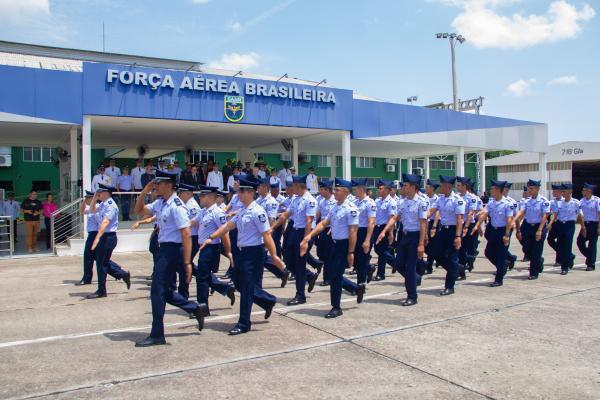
[332,239,349,243]
[440,225,456,229]
[160,242,181,247]
[103,232,116,236]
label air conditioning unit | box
[0,154,12,167]
[385,158,397,165]
[386,164,396,173]
[280,154,291,162]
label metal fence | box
[50,198,84,253]
[0,216,14,258]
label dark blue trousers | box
[233,245,277,331]
[330,239,350,308]
[120,194,132,221]
[83,231,125,284]
[150,243,199,338]
[289,228,316,300]
[556,221,576,272]
[196,244,221,308]
[374,224,394,278]
[354,227,372,285]
[318,229,333,283]
[484,226,508,284]
[577,221,598,269]
[425,220,437,270]
[395,231,421,300]
[547,222,560,262]
[459,222,476,266]
[522,222,547,277]
[149,228,159,263]
[272,225,283,257]
[95,233,127,295]
[433,226,460,290]
[224,228,238,277]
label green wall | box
[0,147,60,200]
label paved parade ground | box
[0,238,599,400]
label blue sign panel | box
[82,62,353,130]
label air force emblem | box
[224,95,244,123]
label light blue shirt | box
[437,192,466,226]
[318,195,336,222]
[185,197,201,236]
[580,196,600,222]
[556,198,581,222]
[486,197,514,228]
[550,197,563,213]
[232,201,270,247]
[117,175,133,191]
[375,195,397,225]
[229,193,243,214]
[326,199,359,240]
[522,195,551,224]
[85,204,100,232]
[291,191,317,229]
[256,194,279,221]
[427,194,439,221]
[398,194,427,232]
[355,196,376,228]
[147,193,190,243]
[195,204,227,244]
[283,194,296,221]
[97,197,119,232]
[459,192,478,223]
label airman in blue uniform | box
[514,179,550,280]
[431,176,465,296]
[373,180,397,281]
[551,183,582,275]
[576,183,600,271]
[315,179,336,286]
[424,179,440,274]
[517,186,531,262]
[301,178,361,318]
[86,184,131,299]
[176,183,200,299]
[270,183,286,258]
[377,174,427,305]
[501,182,519,270]
[133,171,209,347]
[466,179,484,270]
[456,176,477,280]
[473,180,514,286]
[546,184,564,265]
[202,176,281,335]
[352,178,377,285]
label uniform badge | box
[350,210,357,217]
[258,214,267,223]
[107,200,113,205]
[371,205,376,211]
[309,201,316,207]
[421,205,427,211]
[224,95,244,123]
[458,201,464,205]
[174,198,182,206]
[219,216,227,224]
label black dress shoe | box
[356,284,366,304]
[286,297,306,306]
[264,302,275,320]
[86,291,107,299]
[456,275,466,281]
[319,281,330,287]
[372,275,385,282]
[416,276,422,287]
[229,326,249,336]
[75,280,91,286]
[527,275,538,280]
[401,298,417,306]
[227,286,236,306]
[123,271,131,290]
[194,304,209,331]
[307,273,318,293]
[135,336,166,347]
[324,308,343,319]
[439,288,454,296]
[467,261,474,272]
[281,270,290,288]
[489,282,503,287]
[560,270,568,275]
[586,266,595,271]
[145,275,153,281]
[367,265,376,283]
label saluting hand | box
[142,181,154,194]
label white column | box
[329,153,336,179]
[291,138,299,172]
[424,156,430,180]
[456,146,465,177]
[478,150,486,195]
[407,157,413,175]
[397,158,402,180]
[82,116,92,236]
[70,126,79,200]
[539,152,547,198]
[341,131,351,180]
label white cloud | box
[191,0,211,4]
[0,0,50,24]
[228,20,242,32]
[437,0,595,49]
[506,78,536,96]
[208,52,260,71]
[548,75,577,85]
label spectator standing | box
[207,163,224,190]
[269,169,281,189]
[21,190,42,252]
[131,159,145,192]
[141,165,155,187]
[278,163,292,189]
[222,159,233,188]
[91,165,111,192]
[105,158,121,184]
[117,166,134,221]
[4,193,20,241]
[42,193,58,249]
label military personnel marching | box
[352,178,377,285]
[577,183,600,271]
[373,180,397,281]
[550,184,582,275]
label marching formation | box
[78,170,599,347]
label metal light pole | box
[436,33,466,112]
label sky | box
[0,0,598,144]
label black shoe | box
[349,269,357,275]
[356,284,366,304]
[227,286,236,306]
[194,304,209,331]
[440,288,454,296]
[75,280,91,286]
[490,282,503,287]
[289,274,296,281]
[264,302,275,320]
[424,268,433,275]
[372,275,385,282]
[586,266,595,271]
[145,275,153,281]
[456,275,466,281]
[528,275,538,280]
[560,270,568,276]
[229,326,249,336]
[123,271,131,290]
[319,281,330,287]
[281,270,290,288]
[210,287,215,295]
[325,308,343,319]
[401,298,417,306]
[135,336,166,347]
[314,262,323,276]
[417,276,422,287]
[367,265,376,283]
[508,259,515,271]
[86,291,107,299]
[307,273,319,293]
[286,297,306,306]
[467,261,474,272]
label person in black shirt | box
[141,165,155,187]
[21,190,42,252]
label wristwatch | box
[348,251,354,254]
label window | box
[191,150,216,164]
[0,181,13,191]
[356,157,375,169]
[317,155,332,168]
[254,153,267,162]
[430,160,456,170]
[23,146,55,162]
[32,180,51,191]
[336,156,342,167]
